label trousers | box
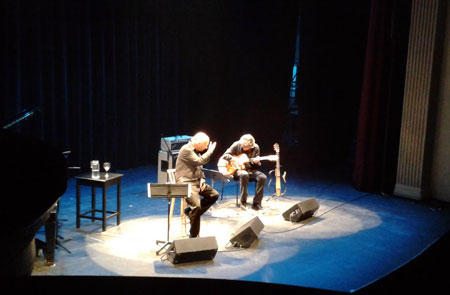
[235,170,267,205]
[184,182,219,237]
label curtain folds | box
[352,0,412,193]
[1,0,189,169]
[1,0,299,170]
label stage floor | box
[31,166,450,294]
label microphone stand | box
[156,190,174,256]
[52,151,80,255]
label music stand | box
[203,168,231,200]
[147,183,191,255]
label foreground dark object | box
[0,129,67,276]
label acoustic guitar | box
[268,143,287,197]
[218,153,277,176]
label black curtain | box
[352,0,411,193]
[1,0,299,170]
[1,0,190,169]
[180,1,298,162]
[285,0,372,176]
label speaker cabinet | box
[157,150,178,183]
[167,236,218,264]
[230,216,264,248]
[282,198,320,222]
[160,136,191,151]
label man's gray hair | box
[191,132,210,144]
[240,134,255,148]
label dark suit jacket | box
[175,141,213,184]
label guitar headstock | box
[273,143,280,153]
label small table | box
[75,172,123,231]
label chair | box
[167,169,188,235]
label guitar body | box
[217,154,249,175]
[267,143,287,197]
[218,153,277,176]
[268,169,287,197]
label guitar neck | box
[259,156,272,161]
[275,152,280,170]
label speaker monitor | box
[230,216,264,248]
[282,198,320,222]
[157,150,179,183]
[167,236,218,264]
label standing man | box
[175,132,219,238]
[220,134,267,210]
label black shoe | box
[240,201,248,210]
[252,204,263,211]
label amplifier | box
[157,150,179,183]
[161,135,191,152]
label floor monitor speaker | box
[230,216,264,248]
[282,198,319,222]
[167,236,218,264]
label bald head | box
[191,132,210,152]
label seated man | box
[220,134,267,210]
[175,132,219,238]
